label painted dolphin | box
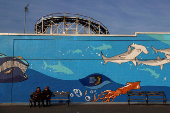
[101,43,149,66]
[0,54,29,83]
[90,44,112,51]
[43,61,73,74]
[151,46,170,55]
[137,54,170,70]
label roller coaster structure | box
[35,12,109,34]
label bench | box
[127,91,167,105]
[29,91,70,107]
[51,91,70,106]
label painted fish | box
[72,49,82,54]
[152,46,170,55]
[139,68,160,78]
[4,69,13,74]
[137,54,170,70]
[101,43,149,66]
[43,61,73,74]
[95,76,102,85]
[90,44,112,51]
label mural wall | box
[0,33,170,103]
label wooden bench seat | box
[29,91,70,107]
[127,91,167,105]
[51,92,70,106]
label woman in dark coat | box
[33,87,42,107]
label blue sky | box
[0,0,170,34]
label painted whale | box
[137,54,170,70]
[0,54,29,83]
[101,43,149,66]
[152,46,170,55]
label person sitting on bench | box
[33,87,42,107]
[42,86,52,106]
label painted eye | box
[79,73,112,89]
[85,96,90,101]
[0,54,6,57]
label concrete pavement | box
[0,103,170,113]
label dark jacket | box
[33,90,42,100]
[42,89,52,99]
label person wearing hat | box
[42,86,52,106]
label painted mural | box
[79,73,112,89]
[0,33,170,103]
[43,61,74,74]
[101,43,149,66]
[85,81,140,102]
[0,54,29,83]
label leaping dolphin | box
[151,46,170,55]
[101,43,149,66]
[137,54,170,70]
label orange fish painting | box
[85,81,141,102]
